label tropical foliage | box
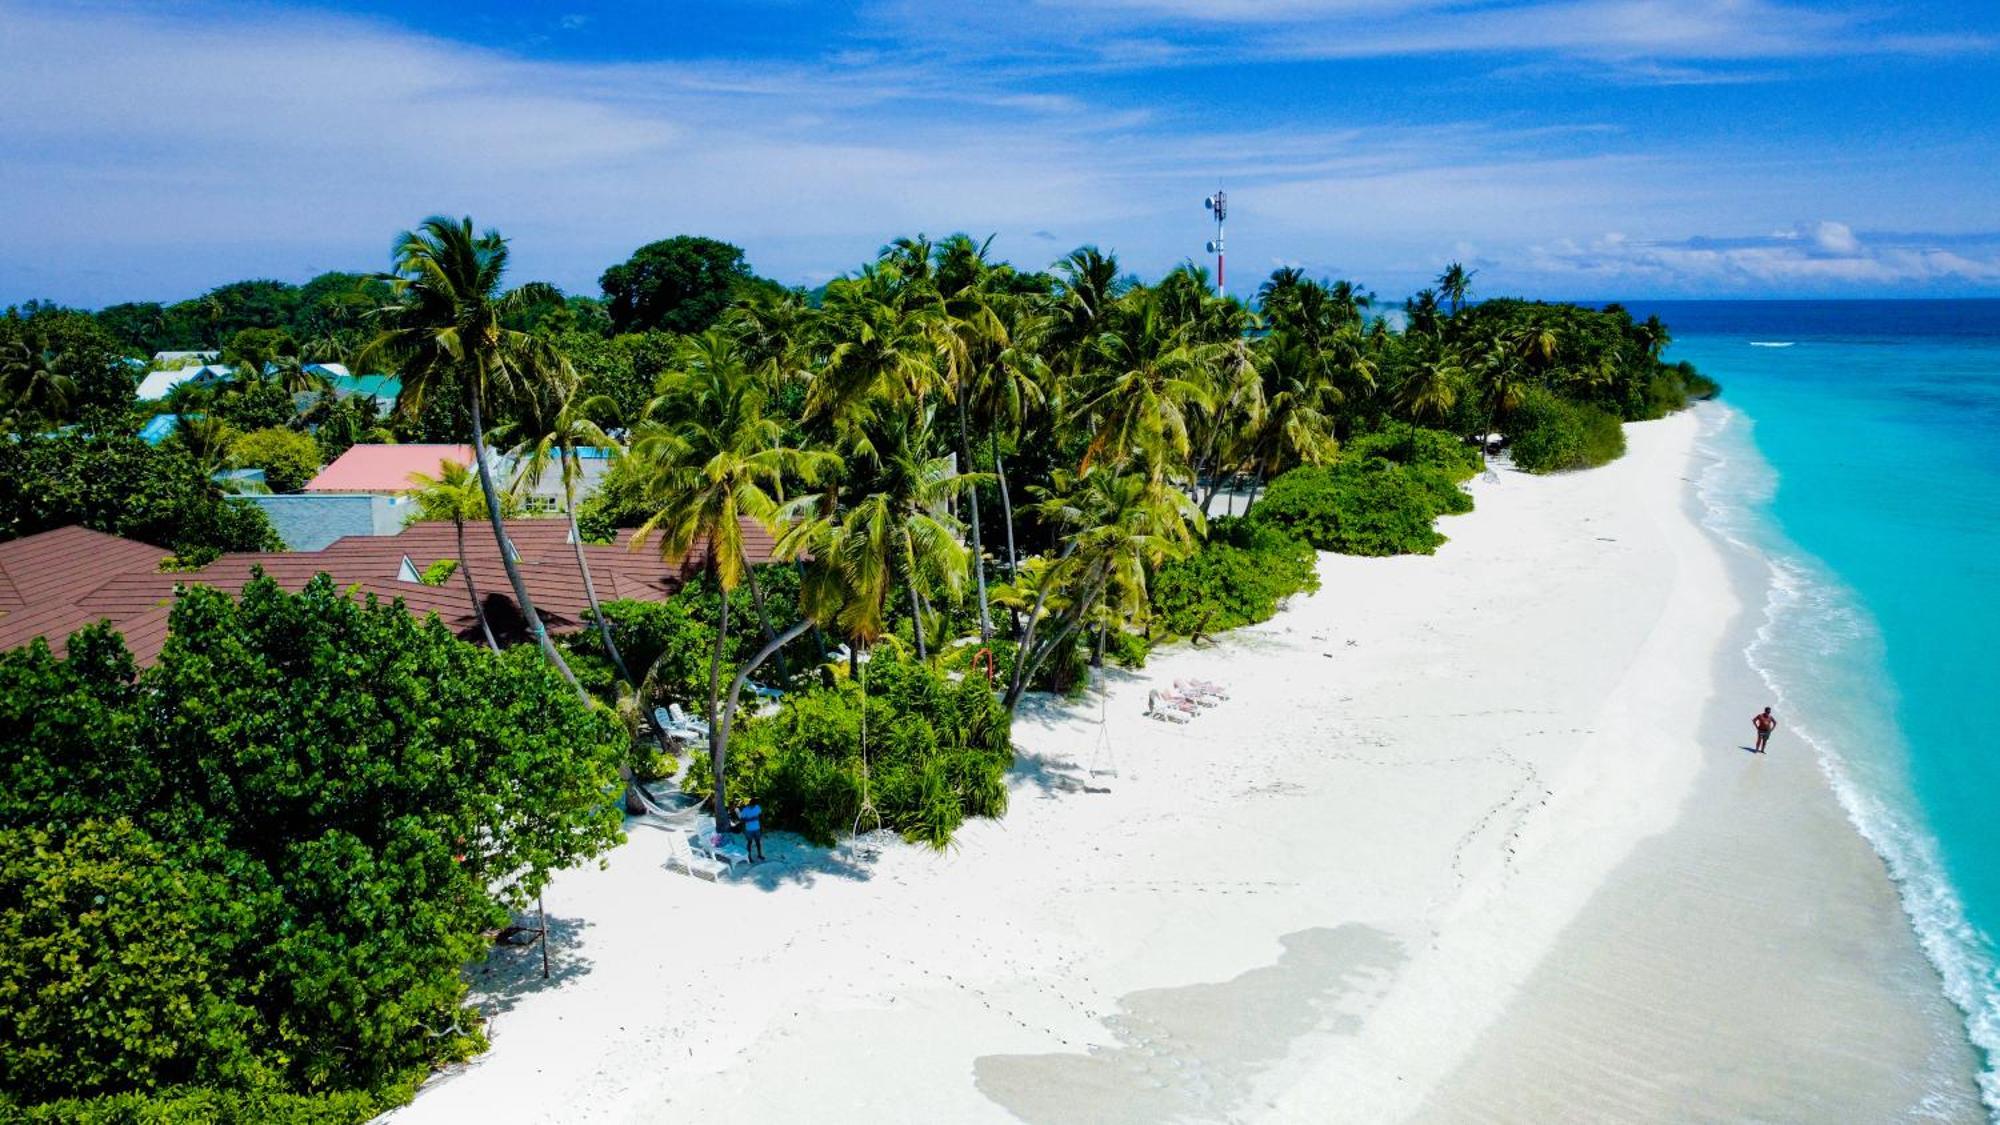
[684,646,1010,849]
[0,430,280,563]
[0,578,625,1121]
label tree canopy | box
[0,577,626,1119]
[598,235,768,335]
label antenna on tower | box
[1202,189,1227,296]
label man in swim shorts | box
[1752,707,1777,754]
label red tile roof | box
[0,517,787,665]
[304,444,474,493]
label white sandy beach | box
[386,408,1976,1124]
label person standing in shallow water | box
[1753,706,1778,753]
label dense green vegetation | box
[0,430,281,563]
[685,646,1011,849]
[1150,518,1319,638]
[1251,456,1475,556]
[0,220,1715,1118]
[228,425,322,492]
[0,578,625,1121]
[1504,387,1629,473]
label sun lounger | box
[1147,690,1191,723]
[654,706,705,743]
[667,703,710,735]
[746,681,783,702]
[684,831,749,876]
[665,842,728,882]
[1160,688,1208,711]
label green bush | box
[0,430,282,564]
[1151,518,1319,637]
[1506,387,1627,473]
[229,427,321,493]
[1104,627,1151,669]
[418,557,458,586]
[685,648,1011,849]
[1251,459,1471,556]
[0,579,627,1118]
[0,820,267,1102]
[1344,426,1481,483]
[3,1084,397,1124]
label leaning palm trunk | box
[455,515,501,652]
[991,436,1019,577]
[712,617,815,818]
[907,581,928,662]
[742,563,784,678]
[563,445,634,687]
[958,399,992,641]
[470,393,581,693]
[705,559,732,834]
[1016,569,1109,702]
[1002,540,1079,712]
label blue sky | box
[3,0,1998,306]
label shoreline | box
[1414,402,1984,1120]
[385,408,1974,1123]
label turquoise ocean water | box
[1623,299,2000,1111]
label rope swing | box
[1086,666,1118,780]
[852,647,883,838]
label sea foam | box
[1694,404,2000,1114]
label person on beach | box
[737,797,765,862]
[1753,707,1778,753]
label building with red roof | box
[0,518,781,665]
[304,443,478,493]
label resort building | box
[135,363,233,401]
[0,518,778,664]
[304,443,487,494]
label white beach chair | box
[652,706,705,746]
[664,837,727,882]
[1146,690,1191,723]
[667,703,710,736]
[687,831,748,876]
[1160,687,1210,711]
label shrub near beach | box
[1250,455,1473,557]
[0,578,627,1123]
[684,647,1011,849]
[1505,386,1629,473]
[1151,518,1320,637]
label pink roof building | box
[305,444,475,493]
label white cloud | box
[1528,225,2000,290]
[0,1,1994,303]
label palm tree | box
[361,215,582,691]
[172,414,235,479]
[809,270,940,422]
[1243,333,1340,511]
[1437,262,1476,316]
[266,355,329,397]
[1405,289,1444,338]
[1480,324,1557,460]
[497,388,631,683]
[1397,351,1462,430]
[0,338,73,429]
[781,407,976,661]
[1047,246,1126,373]
[931,234,1013,640]
[631,329,833,832]
[404,460,504,652]
[1002,468,1201,712]
[1072,295,1215,484]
